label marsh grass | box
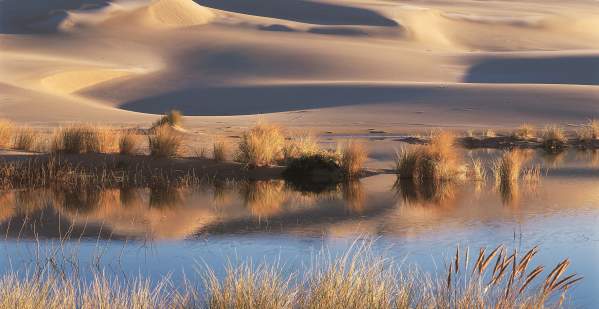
[0,119,14,149]
[14,127,41,152]
[576,119,599,143]
[119,130,142,155]
[395,132,464,182]
[492,150,526,187]
[204,262,295,309]
[149,125,182,158]
[541,125,567,152]
[0,240,582,309]
[283,133,321,161]
[236,123,286,167]
[213,140,228,162]
[52,125,117,154]
[152,110,183,129]
[340,141,368,178]
[512,124,536,141]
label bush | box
[511,123,535,140]
[576,119,599,143]
[283,133,321,161]
[236,123,285,167]
[492,150,525,187]
[148,125,182,158]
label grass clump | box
[283,133,321,161]
[119,130,141,155]
[492,150,526,187]
[52,125,115,154]
[236,123,285,167]
[576,119,599,143]
[512,123,536,140]
[204,263,294,309]
[541,125,567,152]
[340,141,368,178]
[395,132,463,182]
[13,127,40,152]
[213,140,228,162]
[148,125,182,158]
[0,119,13,149]
[152,110,183,128]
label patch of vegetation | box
[152,110,183,128]
[541,125,567,152]
[236,122,286,167]
[148,125,182,158]
[52,125,115,154]
[119,130,141,155]
[340,141,368,178]
[13,127,40,152]
[0,119,13,149]
[512,123,536,141]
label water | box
[1,147,598,306]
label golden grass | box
[395,132,464,182]
[0,119,13,149]
[512,123,536,140]
[152,110,183,128]
[52,124,117,154]
[467,159,486,181]
[13,127,41,152]
[541,125,567,152]
[483,129,497,138]
[213,140,228,162]
[492,150,526,187]
[0,241,582,308]
[148,125,182,158]
[236,123,286,167]
[576,119,599,143]
[240,180,286,218]
[283,133,321,161]
[119,130,142,155]
[340,141,367,178]
[204,263,295,309]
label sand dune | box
[0,0,598,132]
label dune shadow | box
[464,56,599,85]
[308,27,368,36]
[0,0,110,34]
[194,0,398,26]
[119,84,438,115]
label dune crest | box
[41,69,134,94]
[139,0,215,28]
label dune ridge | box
[1,0,598,132]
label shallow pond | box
[1,147,598,306]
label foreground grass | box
[0,244,581,309]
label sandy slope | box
[0,0,598,133]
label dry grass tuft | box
[492,150,526,187]
[13,127,41,152]
[0,119,14,149]
[236,123,286,167]
[576,119,599,143]
[148,125,182,158]
[395,132,464,182]
[340,141,368,178]
[52,125,116,154]
[152,110,183,128]
[302,245,396,309]
[283,133,321,161]
[213,140,228,162]
[119,130,142,155]
[482,129,497,138]
[204,262,294,309]
[512,123,536,140]
[541,125,567,152]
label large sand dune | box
[1,0,598,132]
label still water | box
[1,148,598,306]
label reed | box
[541,125,567,152]
[119,130,142,155]
[340,141,368,178]
[13,127,41,152]
[576,119,599,143]
[213,140,228,162]
[283,133,321,161]
[492,150,526,187]
[0,119,13,149]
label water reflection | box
[393,178,457,208]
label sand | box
[1,0,598,134]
